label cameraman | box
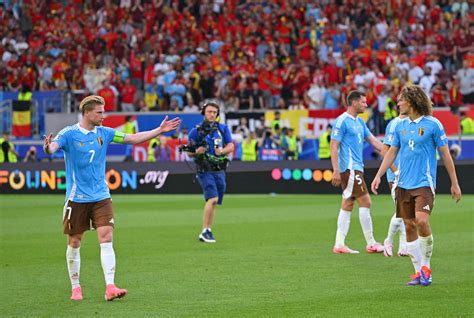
[185,100,234,243]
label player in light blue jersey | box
[381,114,408,258]
[43,95,180,301]
[330,90,384,254]
[372,85,461,286]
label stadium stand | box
[0,0,473,160]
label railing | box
[0,99,12,134]
[0,90,65,136]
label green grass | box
[0,194,473,317]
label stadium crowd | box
[1,0,473,134]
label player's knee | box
[341,198,354,211]
[68,236,82,248]
[415,217,430,231]
[99,233,113,243]
[404,219,417,233]
[358,195,371,208]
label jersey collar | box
[345,112,356,120]
[408,115,424,124]
[77,123,97,134]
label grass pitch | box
[0,194,473,317]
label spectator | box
[97,81,119,112]
[120,78,137,112]
[306,79,326,110]
[408,60,424,84]
[23,146,37,162]
[0,0,470,125]
[236,81,251,110]
[419,67,435,96]
[460,112,474,135]
[249,82,265,110]
[183,98,199,113]
[456,60,474,104]
[241,132,258,161]
[323,85,341,110]
[154,136,171,161]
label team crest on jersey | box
[401,130,406,136]
[78,141,84,147]
[97,137,103,146]
[418,128,424,136]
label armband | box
[113,131,126,144]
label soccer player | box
[330,90,384,254]
[381,113,408,257]
[182,99,234,243]
[371,85,461,286]
[43,96,180,300]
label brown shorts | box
[341,169,368,199]
[63,198,115,235]
[395,187,434,219]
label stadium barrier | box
[1,161,473,194]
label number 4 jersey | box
[331,112,372,172]
[392,116,448,192]
[53,124,126,203]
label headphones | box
[200,99,220,116]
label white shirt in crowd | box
[408,66,424,84]
[377,93,389,113]
[419,74,435,95]
[426,60,443,76]
[307,84,326,109]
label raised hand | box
[43,133,53,153]
[159,116,181,133]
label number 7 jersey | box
[392,116,448,192]
[53,124,124,203]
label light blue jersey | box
[392,116,448,192]
[53,124,125,203]
[331,112,372,172]
[383,117,403,183]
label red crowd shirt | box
[97,87,117,112]
[121,84,137,104]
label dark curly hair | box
[399,85,433,116]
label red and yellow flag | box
[12,101,31,137]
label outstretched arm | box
[439,144,462,202]
[123,116,181,145]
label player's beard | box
[357,105,366,114]
[93,120,103,127]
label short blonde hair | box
[79,95,105,114]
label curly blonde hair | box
[79,95,105,114]
[399,85,433,116]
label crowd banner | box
[1,161,472,195]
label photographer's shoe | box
[199,229,216,243]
